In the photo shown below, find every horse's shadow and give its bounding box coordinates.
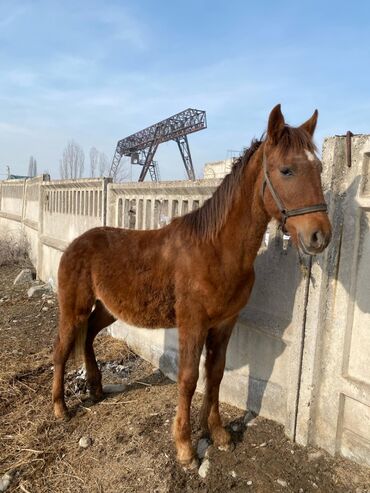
[67,370,175,418]
[158,176,369,441]
[157,225,294,429]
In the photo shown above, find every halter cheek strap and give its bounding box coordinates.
[261,153,328,230]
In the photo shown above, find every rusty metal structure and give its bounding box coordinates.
[110,108,207,182]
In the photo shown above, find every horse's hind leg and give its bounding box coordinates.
[52,277,94,419]
[200,317,236,450]
[85,300,116,400]
[52,314,89,419]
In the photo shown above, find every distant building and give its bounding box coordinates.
[1,166,28,180]
[8,174,29,180]
[203,158,234,179]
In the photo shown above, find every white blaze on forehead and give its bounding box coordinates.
[304,149,316,161]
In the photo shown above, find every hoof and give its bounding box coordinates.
[54,405,70,421]
[88,391,104,403]
[177,445,198,471]
[217,442,235,452]
[180,457,199,471]
[87,384,104,402]
[212,427,233,451]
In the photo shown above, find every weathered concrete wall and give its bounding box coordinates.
[0,177,41,269]
[107,179,221,229]
[296,135,370,467]
[203,158,233,179]
[0,177,110,285]
[0,178,25,218]
[39,179,109,284]
[1,136,370,467]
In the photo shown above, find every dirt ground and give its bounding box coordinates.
[1,262,369,493]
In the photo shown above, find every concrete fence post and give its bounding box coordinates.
[21,179,27,224]
[37,174,50,280]
[102,177,112,226]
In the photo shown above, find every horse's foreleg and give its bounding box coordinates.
[200,317,236,450]
[85,300,116,400]
[173,323,207,469]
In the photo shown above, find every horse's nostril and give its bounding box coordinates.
[311,230,323,247]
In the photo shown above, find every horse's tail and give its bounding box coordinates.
[71,322,88,366]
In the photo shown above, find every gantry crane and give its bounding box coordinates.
[110,108,207,181]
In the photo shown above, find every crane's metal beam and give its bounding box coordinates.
[138,141,160,182]
[110,108,206,181]
[175,135,195,180]
[110,149,123,181]
[116,108,206,155]
[148,161,160,181]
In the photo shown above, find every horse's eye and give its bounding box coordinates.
[280,167,293,177]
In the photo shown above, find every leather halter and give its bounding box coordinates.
[261,152,328,231]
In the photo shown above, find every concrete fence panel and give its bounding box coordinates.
[39,178,110,284]
[296,135,370,466]
[107,179,220,230]
[0,178,26,221]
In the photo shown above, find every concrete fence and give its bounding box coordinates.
[1,135,369,467]
[107,179,221,230]
[0,176,110,283]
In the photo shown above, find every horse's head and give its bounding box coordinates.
[262,104,331,255]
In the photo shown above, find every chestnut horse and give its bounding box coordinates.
[52,105,331,468]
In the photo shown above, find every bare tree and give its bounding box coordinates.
[28,156,37,177]
[60,140,85,179]
[89,147,99,178]
[98,152,109,177]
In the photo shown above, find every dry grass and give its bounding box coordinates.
[0,261,147,491]
[0,231,30,267]
[0,335,138,493]
[0,289,140,492]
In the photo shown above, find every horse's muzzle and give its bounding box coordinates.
[298,230,331,256]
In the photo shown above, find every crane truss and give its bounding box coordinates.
[110,108,207,181]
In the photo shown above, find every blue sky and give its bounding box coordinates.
[0,0,369,180]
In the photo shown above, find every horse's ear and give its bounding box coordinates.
[267,104,285,144]
[300,110,318,136]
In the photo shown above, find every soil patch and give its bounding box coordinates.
[1,262,369,492]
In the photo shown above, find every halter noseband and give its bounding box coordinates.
[261,152,328,231]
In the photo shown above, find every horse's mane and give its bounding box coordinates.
[175,138,262,243]
[175,126,316,243]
